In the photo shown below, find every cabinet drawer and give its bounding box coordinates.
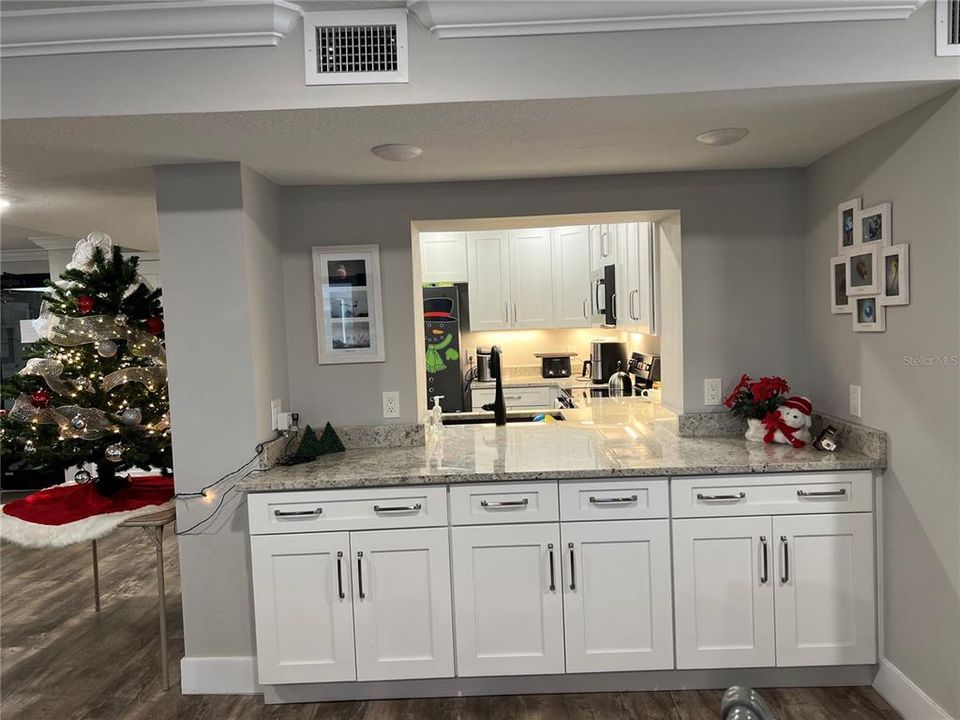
[449,482,559,525]
[472,385,554,410]
[671,471,873,518]
[248,486,447,535]
[560,478,669,521]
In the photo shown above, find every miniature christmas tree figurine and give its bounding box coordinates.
[0,232,172,495]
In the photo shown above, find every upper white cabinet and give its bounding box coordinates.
[617,222,657,335]
[466,230,511,331]
[508,228,555,328]
[551,226,591,328]
[420,231,468,283]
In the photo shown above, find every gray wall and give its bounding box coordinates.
[804,90,960,717]
[157,163,288,659]
[281,169,806,426]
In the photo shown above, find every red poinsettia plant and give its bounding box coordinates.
[723,374,791,420]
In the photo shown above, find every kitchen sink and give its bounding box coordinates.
[443,412,565,426]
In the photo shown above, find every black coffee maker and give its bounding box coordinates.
[580,340,628,385]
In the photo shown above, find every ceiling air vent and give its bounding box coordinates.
[937,0,960,56]
[303,9,408,85]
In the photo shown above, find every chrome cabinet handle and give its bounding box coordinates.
[589,495,638,504]
[547,543,556,592]
[274,508,322,517]
[568,542,576,591]
[504,302,509,324]
[759,536,769,585]
[374,503,422,513]
[513,303,518,323]
[582,298,588,319]
[480,498,529,508]
[696,492,746,501]
[336,551,345,599]
[503,395,523,400]
[357,551,365,599]
[797,488,847,497]
[595,281,604,313]
[630,289,639,320]
[780,536,789,584]
[611,293,617,321]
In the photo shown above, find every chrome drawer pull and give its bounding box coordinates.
[373,503,422,513]
[568,542,576,591]
[480,498,529,508]
[759,536,769,585]
[797,488,847,497]
[589,495,638,504]
[780,536,789,584]
[274,508,322,517]
[357,551,365,599]
[696,492,745,501]
[547,543,556,592]
[336,551,345,600]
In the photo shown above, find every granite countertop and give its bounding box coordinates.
[238,396,883,493]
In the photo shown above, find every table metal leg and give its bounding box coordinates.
[145,526,170,691]
[91,540,101,612]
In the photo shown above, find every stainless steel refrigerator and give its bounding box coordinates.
[423,284,467,413]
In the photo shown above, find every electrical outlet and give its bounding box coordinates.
[382,391,400,419]
[704,378,723,406]
[849,384,862,418]
[270,399,282,430]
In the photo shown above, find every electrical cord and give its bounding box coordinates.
[172,442,265,500]
[175,483,243,535]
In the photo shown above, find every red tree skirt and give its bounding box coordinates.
[1,475,174,548]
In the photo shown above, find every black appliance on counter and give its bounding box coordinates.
[536,352,576,378]
[423,284,469,413]
[628,352,661,391]
[580,339,628,384]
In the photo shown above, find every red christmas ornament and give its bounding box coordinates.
[30,389,52,408]
[145,317,164,335]
[75,295,94,314]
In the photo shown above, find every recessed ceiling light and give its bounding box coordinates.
[695,128,750,147]
[371,143,423,162]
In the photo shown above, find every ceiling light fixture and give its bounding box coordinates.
[371,143,423,162]
[695,128,750,147]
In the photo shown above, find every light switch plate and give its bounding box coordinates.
[849,384,861,418]
[704,378,723,406]
[382,391,400,419]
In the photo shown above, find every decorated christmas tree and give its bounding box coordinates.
[0,233,172,495]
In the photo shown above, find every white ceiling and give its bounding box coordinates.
[1,80,955,251]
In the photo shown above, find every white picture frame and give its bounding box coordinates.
[846,246,880,296]
[854,202,891,248]
[312,244,386,365]
[837,198,861,254]
[852,296,885,333]
[830,256,852,313]
[879,243,910,306]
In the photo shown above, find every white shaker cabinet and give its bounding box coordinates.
[451,523,565,677]
[351,527,455,681]
[672,516,776,669]
[420,231,468,283]
[773,513,876,667]
[466,230,511,331]
[551,226,591,328]
[561,520,674,673]
[251,532,357,684]
[617,222,656,334]
[508,228,554,329]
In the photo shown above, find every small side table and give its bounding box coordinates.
[90,506,176,690]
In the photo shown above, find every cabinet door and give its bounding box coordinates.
[451,523,564,677]
[562,520,673,673]
[673,517,775,669]
[773,513,877,667]
[508,228,554,328]
[420,231,468,283]
[551,226,591,328]
[250,532,356,684]
[589,224,603,272]
[467,230,511,331]
[634,222,655,335]
[350,527,455,681]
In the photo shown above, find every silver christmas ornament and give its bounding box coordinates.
[74,469,92,484]
[73,377,90,391]
[120,407,142,426]
[70,415,88,430]
[97,292,109,299]
[105,443,124,463]
[23,440,37,455]
[97,339,118,358]
[114,313,128,326]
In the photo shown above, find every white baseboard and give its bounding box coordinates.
[873,658,955,720]
[180,656,261,695]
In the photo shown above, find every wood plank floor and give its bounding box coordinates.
[1,522,902,720]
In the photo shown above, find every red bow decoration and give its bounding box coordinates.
[762,410,807,448]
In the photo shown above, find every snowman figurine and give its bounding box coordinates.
[762,396,813,448]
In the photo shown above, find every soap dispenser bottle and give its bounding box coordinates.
[427,395,444,439]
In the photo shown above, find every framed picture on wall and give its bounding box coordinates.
[854,202,891,248]
[845,246,880,296]
[837,198,861,254]
[312,244,386,364]
[852,296,885,333]
[879,244,910,306]
[830,256,852,313]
